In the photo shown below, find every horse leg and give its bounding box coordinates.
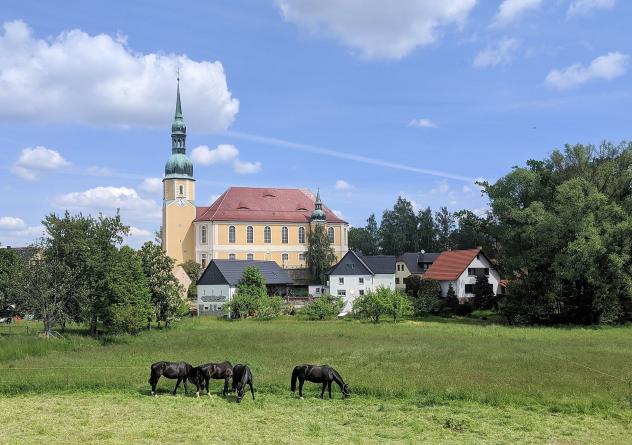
[223,378,229,397]
[173,377,182,395]
[298,379,304,399]
[150,376,158,397]
[183,377,189,394]
[328,381,332,399]
[320,383,326,399]
[249,381,255,400]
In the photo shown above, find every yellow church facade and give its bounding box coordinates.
[162,82,348,269]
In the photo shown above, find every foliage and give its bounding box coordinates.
[471,274,495,310]
[301,294,344,320]
[255,296,286,320]
[353,287,412,323]
[379,197,418,255]
[305,224,336,284]
[348,214,381,255]
[0,248,23,309]
[434,206,455,251]
[403,274,423,297]
[138,242,185,327]
[445,283,459,311]
[103,247,153,334]
[483,142,632,325]
[180,259,203,300]
[226,266,285,319]
[413,278,442,316]
[42,211,129,335]
[386,289,413,322]
[416,207,436,252]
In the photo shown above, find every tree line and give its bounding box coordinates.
[0,212,188,336]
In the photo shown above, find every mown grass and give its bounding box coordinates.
[1,317,631,443]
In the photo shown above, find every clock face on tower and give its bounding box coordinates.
[176,197,186,207]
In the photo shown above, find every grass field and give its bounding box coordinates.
[1,317,631,444]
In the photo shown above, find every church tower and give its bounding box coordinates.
[162,78,196,265]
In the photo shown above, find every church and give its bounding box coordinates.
[162,81,349,270]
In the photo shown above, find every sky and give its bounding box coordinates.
[0,0,631,247]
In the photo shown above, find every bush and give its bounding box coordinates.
[471,274,495,310]
[386,290,413,322]
[301,294,344,320]
[353,287,413,323]
[413,279,442,316]
[255,296,286,320]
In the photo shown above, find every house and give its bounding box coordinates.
[395,251,440,290]
[196,259,293,316]
[326,251,396,313]
[422,248,501,301]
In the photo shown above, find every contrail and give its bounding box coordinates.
[225,131,477,183]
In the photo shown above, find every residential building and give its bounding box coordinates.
[161,80,349,268]
[196,259,293,316]
[422,248,501,301]
[327,251,396,314]
[395,251,440,290]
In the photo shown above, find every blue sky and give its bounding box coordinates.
[1,0,630,247]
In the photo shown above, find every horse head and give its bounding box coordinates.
[342,383,350,398]
[236,384,245,403]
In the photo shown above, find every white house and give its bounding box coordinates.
[197,259,293,316]
[422,248,501,301]
[326,251,396,314]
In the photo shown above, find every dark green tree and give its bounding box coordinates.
[380,197,418,255]
[434,207,455,251]
[404,274,423,298]
[416,207,436,252]
[471,274,495,310]
[180,259,203,301]
[413,279,442,316]
[306,224,336,284]
[227,266,277,318]
[445,283,459,311]
[348,214,381,255]
[0,248,23,309]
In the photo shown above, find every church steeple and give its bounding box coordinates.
[164,78,193,179]
[310,188,326,223]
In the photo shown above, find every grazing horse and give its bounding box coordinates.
[188,361,233,397]
[231,364,255,403]
[291,364,350,399]
[148,361,192,396]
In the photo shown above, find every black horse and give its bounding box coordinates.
[148,361,192,396]
[231,364,255,403]
[188,361,233,397]
[291,364,350,399]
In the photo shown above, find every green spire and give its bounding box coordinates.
[310,188,326,222]
[175,76,183,119]
[165,77,193,179]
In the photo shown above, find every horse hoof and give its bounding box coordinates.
[299,396,304,400]
[196,392,200,398]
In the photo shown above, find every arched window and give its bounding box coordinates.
[247,226,254,243]
[201,253,207,269]
[229,253,236,260]
[282,253,289,262]
[328,227,335,243]
[179,185,184,195]
[264,226,271,243]
[201,225,207,244]
[281,226,289,244]
[228,226,236,243]
[298,226,305,244]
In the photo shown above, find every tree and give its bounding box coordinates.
[471,274,495,310]
[255,296,285,319]
[103,246,153,334]
[380,197,418,255]
[452,210,495,253]
[416,207,436,252]
[138,242,185,328]
[483,142,632,324]
[404,274,423,298]
[227,267,269,318]
[0,248,23,309]
[42,211,129,335]
[445,283,459,311]
[180,259,203,301]
[413,279,442,316]
[353,288,390,323]
[302,294,344,320]
[365,214,381,255]
[434,207,455,251]
[386,290,413,322]
[306,224,336,284]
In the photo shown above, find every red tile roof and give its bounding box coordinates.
[195,187,346,224]
[422,248,481,281]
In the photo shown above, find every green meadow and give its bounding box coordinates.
[1,318,631,444]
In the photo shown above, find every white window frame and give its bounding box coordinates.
[229,253,236,260]
[281,226,289,244]
[358,277,364,285]
[298,226,306,244]
[229,226,236,244]
[264,226,271,243]
[201,253,207,269]
[201,225,207,244]
[338,277,344,285]
[247,226,254,243]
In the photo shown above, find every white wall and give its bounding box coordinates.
[328,273,395,313]
[197,284,234,315]
[436,254,501,301]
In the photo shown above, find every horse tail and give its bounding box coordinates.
[291,367,299,392]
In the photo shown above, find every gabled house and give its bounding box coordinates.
[326,251,396,313]
[422,248,501,301]
[395,251,441,290]
[196,259,293,316]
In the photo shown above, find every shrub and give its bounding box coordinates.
[413,279,442,316]
[471,274,495,310]
[353,288,413,323]
[301,294,344,320]
[445,284,459,311]
[255,296,286,320]
[386,290,413,322]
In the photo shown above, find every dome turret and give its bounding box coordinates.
[310,189,326,222]
[164,76,193,179]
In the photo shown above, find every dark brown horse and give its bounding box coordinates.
[148,361,192,396]
[188,361,233,397]
[232,364,255,403]
[291,364,350,399]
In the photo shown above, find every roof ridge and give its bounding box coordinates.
[209,188,232,221]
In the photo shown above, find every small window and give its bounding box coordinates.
[179,185,184,195]
[298,227,306,244]
[264,226,271,243]
[468,268,475,276]
[337,290,346,297]
[395,277,400,284]
[228,226,236,243]
[299,252,306,261]
[201,253,207,269]
[201,226,207,244]
[282,253,289,262]
[465,284,474,294]
[328,227,335,243]
[315,288,321,294]
[247,226,254,243]
[247,253,254,261]
[358,277,364,285]
[484,268,490,276]
[229,253,236,260]
[338,277,344,285]
[282,226,289,244]
[359,290,365,296]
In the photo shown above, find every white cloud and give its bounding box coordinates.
[408,118,438,128]
[0,20,239,131]
[140,177,163,193]
[0,217,26,230]
[568,0,615,16]
[128,226,153,238]
[54,186,160,221]
[473,38,520,68]
[335,179,352,190]
[233,159,262,174]
[493,0,542,26]
[332,209,344,219]
[275,0,477,59]
[11,146,69,180]
[546,51,629,89]
[191,144,239,165]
